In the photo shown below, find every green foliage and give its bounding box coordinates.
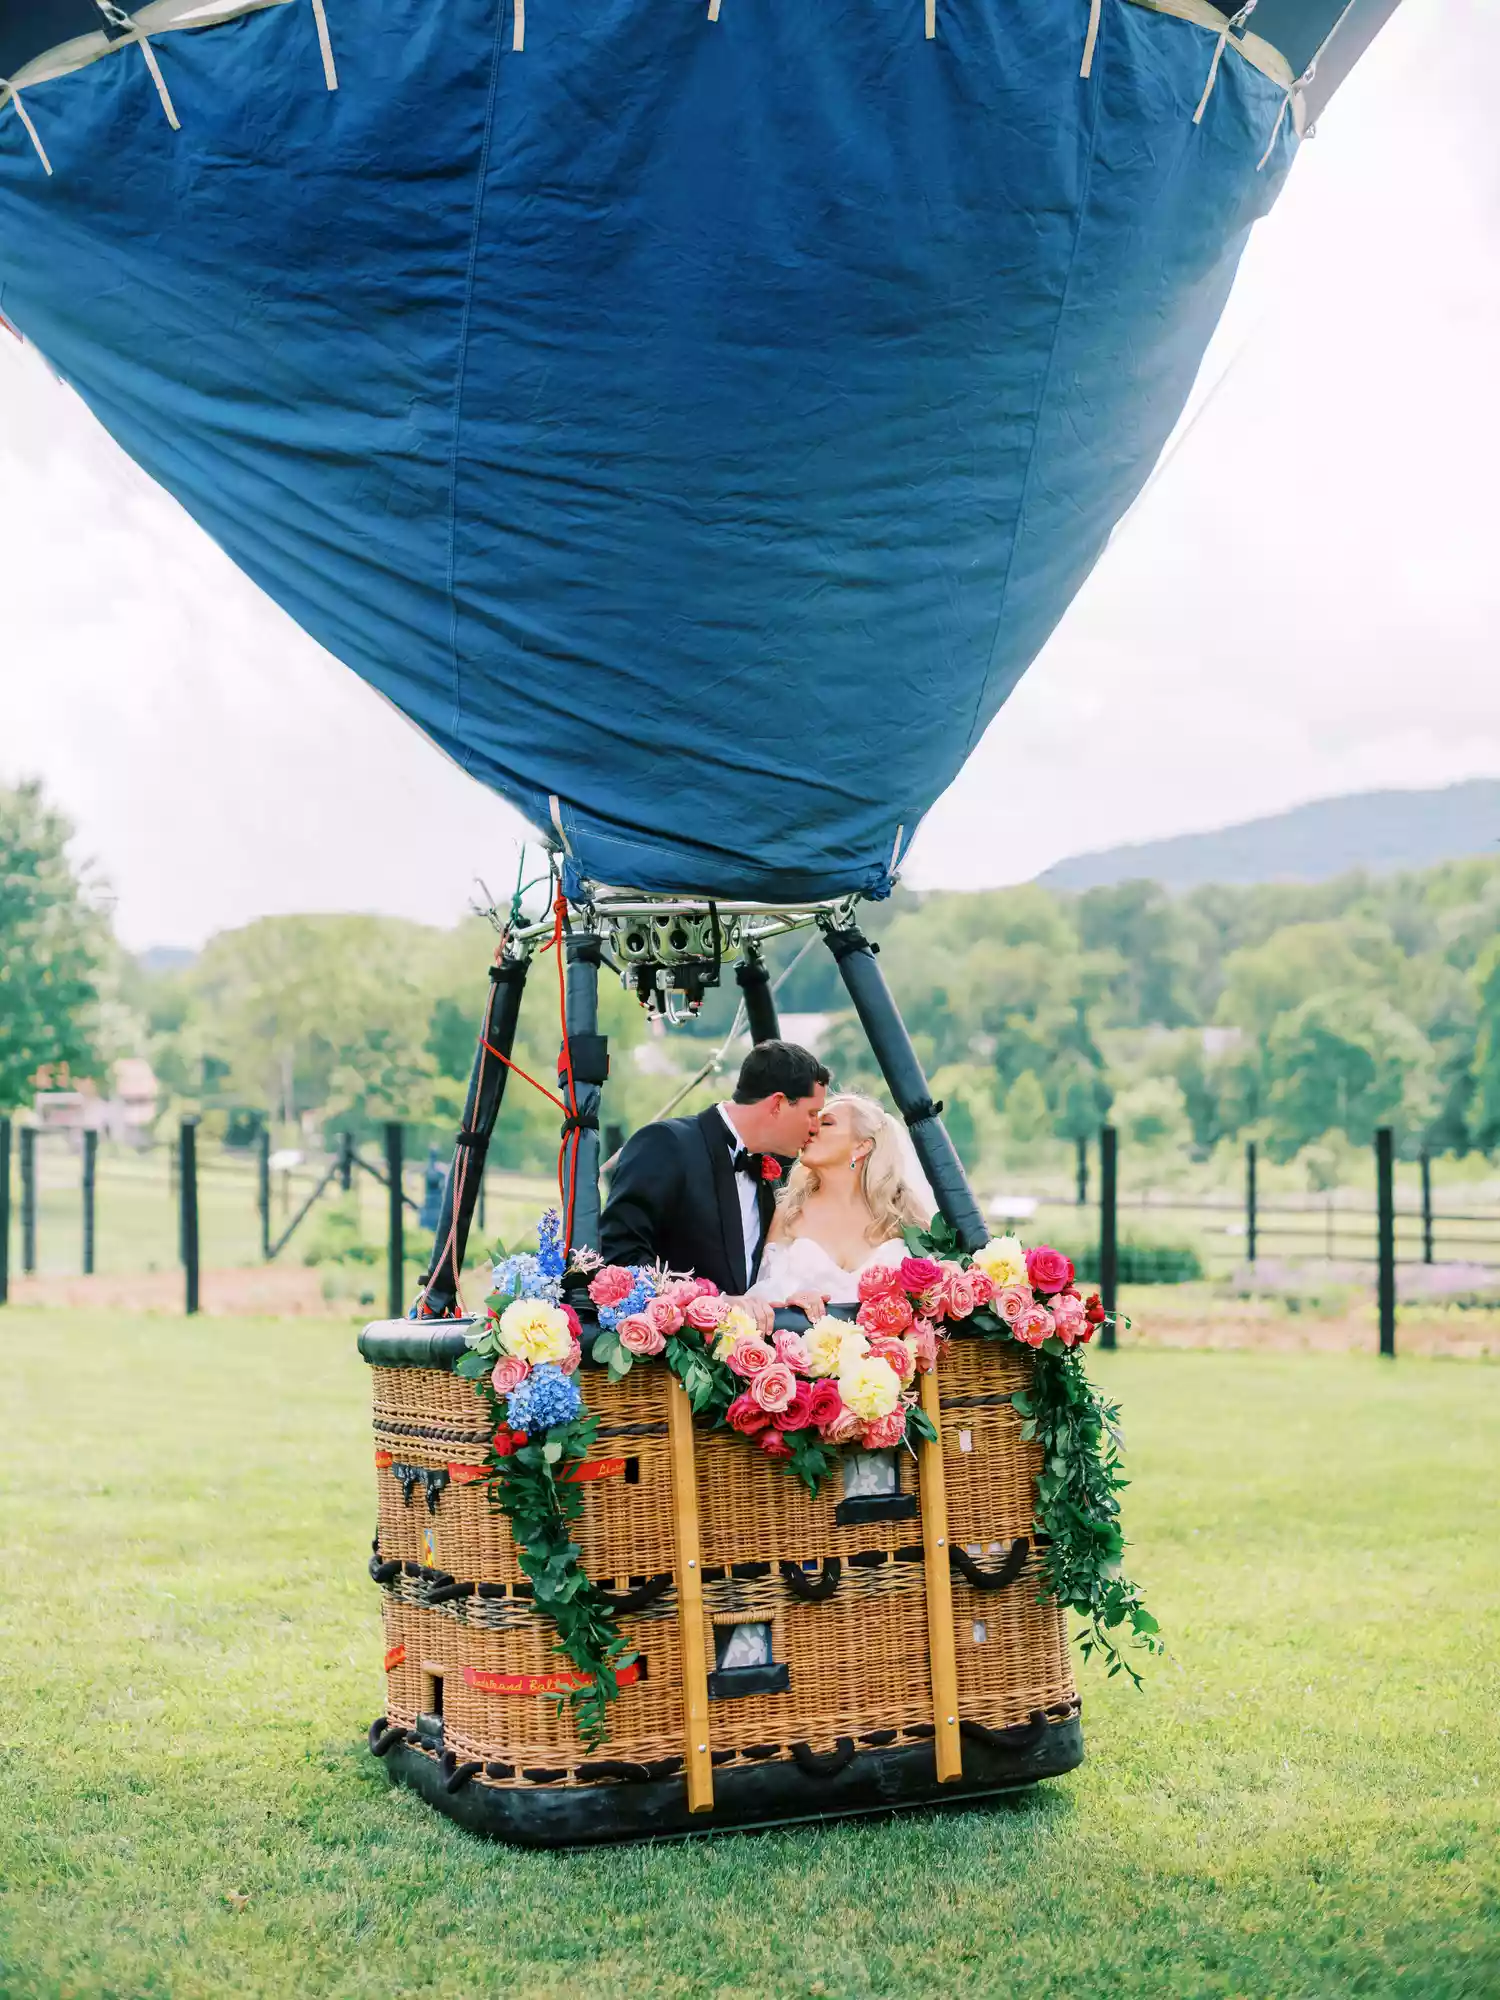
[299,1197,379,1268]
[1264,991,1435,1160]
[0,779,111,1109]
[1065,1237,1206,1286]
[1002,1068,1049,1147]
[1470,938,1500,1150]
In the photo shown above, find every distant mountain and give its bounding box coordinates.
[1037,781,1500,893]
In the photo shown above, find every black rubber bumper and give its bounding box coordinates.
[374,1715,1082,1847]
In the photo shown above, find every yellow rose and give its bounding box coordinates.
[498,1297,573,1365]
[838,1354,902,1422]
[712,1304,758,1359]
[838,1329,871,1372]
[973,1235,1026,1288]
[803,1316,848,1378]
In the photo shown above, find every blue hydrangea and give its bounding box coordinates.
[595,1270,656,1331]
[491,1249,563,1305]
[507,1363,583,1434]
[536,1208,568,1281]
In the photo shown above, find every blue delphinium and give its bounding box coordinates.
[507,1363,583,1434]
[536,1208,567,1282]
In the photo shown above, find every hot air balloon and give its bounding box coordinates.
[1,0,1406,1844]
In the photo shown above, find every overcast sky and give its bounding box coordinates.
[2,0,1494,950]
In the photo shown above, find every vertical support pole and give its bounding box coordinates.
[180,1116,200,1317]
[821,925,987,1250]
[1099,1124,1118,1349]
[735,948,781,1045]
[664,1377,713,1813]
[560,935,606,1255]
[1376,1126,1396,1359]
[0,1116,10,1306]
[257,1124,271,1261]
[421,956,530,1316]
[1245,1140,1258,1267]
[385,1121,405,1321]
[339,1130,354,1194]
[20,1126,37,1277]
[1420,1150,1433,1265]
[1075,1133,1088,1207]
[82,1128,97,1276]
[917,1369,963,1782]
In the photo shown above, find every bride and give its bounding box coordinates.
[748,1092,932,1312]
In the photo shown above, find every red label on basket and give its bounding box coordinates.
[446,1461,488,1485]
[384,1644,406,1671]
[374,1449,393,1468]
[559,1456,628,1484]
[462,1659,644,1697]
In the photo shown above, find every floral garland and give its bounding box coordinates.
[455,1209,1158,1744]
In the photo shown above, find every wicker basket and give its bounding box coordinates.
[361,1323,1081,1844]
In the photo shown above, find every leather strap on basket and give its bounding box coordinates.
[778,1557,842,1602]
[790,1737,857,1778]
[597,1572,673,1614]
[959,1710,1049,1752]
[948,1536,1030,1592]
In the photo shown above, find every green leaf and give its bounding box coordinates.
[454,1350,491,1379]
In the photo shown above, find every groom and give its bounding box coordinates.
[599,1041,829,1300]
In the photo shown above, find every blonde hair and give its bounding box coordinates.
[778,1092,930,1245]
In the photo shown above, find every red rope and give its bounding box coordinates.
[480,1038,567,1114]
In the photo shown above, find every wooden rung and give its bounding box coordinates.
[665,1376,714,1812]
[918,1368,962,1782]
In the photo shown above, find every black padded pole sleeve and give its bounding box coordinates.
[735,952,781,1045]
[561,935,606,1253]
[421,955,530,1316]
[821,925,988,1252]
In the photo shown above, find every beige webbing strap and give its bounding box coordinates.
[1080,0,1102,77]
[513,0,525,51]
[665,1377,714,1813]
[1191,24,1229,123]
[309,0,338,89]
[924,0,935,40]
[0,81,52,174]
[707,0,721,20]
[918,1369,963,1783]
[1256,89,1290,169]
[132,28,180,129]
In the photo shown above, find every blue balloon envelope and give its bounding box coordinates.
[0,0,1380,899]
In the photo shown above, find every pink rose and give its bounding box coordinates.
[805,1379,843,1430]
[685,1293,731,1333]
[750,1359,798,1413]
[759,1429,793,1459]
[588,1265,636,1309]
[654,1281,697,1312]
[1051,1293,1087,1348]
[726,1391,772,1436]
[821,1405,864,1445]
[772,1329,812,1372]
[857,1261,906,1303]
[491,1354,530,1396]
[860,1407,908,1450]
[967,1270,994,1308]
[868,1334,916,1384]
[898,1256,942,1294]
[560,1301,583,1342]
[690,1277,721,1299]
[780,1384,817,1433]
[1025,1245,1075,1295]
[1013,1303,1055,1348]
[618,1313,667,1357]
[909,1320,940,1374]
[560,1338,583,1375]
[857,1291,915,1338]
[726,1334,775,1379]
[996,1282,1034,1325]
[643,1294,685,1338]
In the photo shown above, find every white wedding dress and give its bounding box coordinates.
[748,1232,907,1306]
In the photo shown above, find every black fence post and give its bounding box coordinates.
[20,1126,36,1277]
[1420,1150,1433,1265]
[257,1125,271,1260]
[1245,1139,1258,1267]
[1075,1134,1088,1207]
[1376,1126,1396,1359]
[1099,1124,1118,1350]
[385,1122,405,1320]
[0,1116,10,1305]
[82,1128,97,1276]
[339,1130,354,1194]
[180,1116,200,1317]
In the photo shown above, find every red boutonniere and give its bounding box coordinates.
[760,1156,783,1182]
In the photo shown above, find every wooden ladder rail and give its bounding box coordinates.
[665,1376,715,1812]
[918,1366,963,1782]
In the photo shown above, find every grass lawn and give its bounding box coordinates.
[0,1317,1496,1999]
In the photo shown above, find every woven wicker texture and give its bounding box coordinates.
[369,1340,1077,1793]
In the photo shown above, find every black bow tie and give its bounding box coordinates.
[730,1147,764,1179]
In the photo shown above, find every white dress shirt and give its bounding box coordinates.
[716,1102,762,1283]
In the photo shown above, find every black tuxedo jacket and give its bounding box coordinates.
[599,1106,777,1295]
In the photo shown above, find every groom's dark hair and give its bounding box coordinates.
[733,1041,830,1105]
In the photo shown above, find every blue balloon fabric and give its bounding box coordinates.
[0,0,1296,900]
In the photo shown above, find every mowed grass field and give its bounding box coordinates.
[0,1317,1496,1999]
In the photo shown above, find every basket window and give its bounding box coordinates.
[841,1450,899,1501]
[715,1621,773,1671]
[416,1668,444,1751]
[972,1621,988,1645]
[958,1428,974,1453]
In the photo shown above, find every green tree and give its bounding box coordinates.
[0,781,111,1109]
[1470,940,1500,1150]
[1002,1069,1049,1149]
[1265,992,1434,1159]
[1076,880,1198,1027]
[1216,918,1405,1042]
